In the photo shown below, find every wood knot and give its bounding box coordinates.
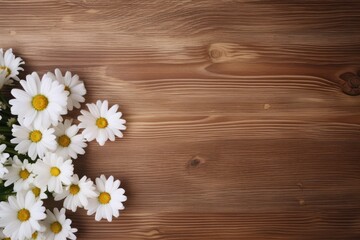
[190,158,201,167]
[339,71,360,96]
[146,228,161,236]
[298,199,306,206]
[263,104,271,110]
[187,155,206,169]
[208,43,259,63]
[209,48,223,59]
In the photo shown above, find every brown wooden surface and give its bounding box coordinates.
[1,0,360,239]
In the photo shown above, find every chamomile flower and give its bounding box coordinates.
[86,175,127,222]
[0,144,9,179]
[9,72,68,128]
[78,100,126,146]
[0,191,46,240]
[3,156,34,191]
[33,153,73,194]
[11,123,57,160]
[0,228,11,239]
[0,48,25,87]
[53,119,87,160]
[29,183,48,200]
[47,69,86,111]
[0,164,7,180]
[54,174,97,212]
[44,208,77,240]
[28,230,46,240]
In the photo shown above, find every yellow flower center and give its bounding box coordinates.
[32,94,48,111]
[50,167,61,176]
[69,184,80,195]
[31,231,38,239]
[0,66,11,77]
[98,192,111,204]
[50,221,62,234]
[32,187,41,197]
[29,130,42,143]
[64,85,71,94]
[2,237,11,240]
[17,208,30,222]
[19,169,30,180]
[96,117,108,129]
[58,135,71,147]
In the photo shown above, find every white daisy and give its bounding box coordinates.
[33,153,73,194]
[11,123,57,160]
[0,144,9,179]
[9,72,68,128]
[3,156,34,192]
[29,183,48,200]
[53,119,87,160]
[0,48,25,87]
[54,174,97,212]
[0,191,46,240]
[0,227,11,239]
[43,208,77,240]
[27,230,46,240]
[0,164,7,180]
[78,100,126,146]
[86,175,127,222]
[47,69,86,111]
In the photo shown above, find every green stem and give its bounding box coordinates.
[5,148,18,155]
[0,139,14,146]
[0,93,10,108]
[0,192,13,195]
[0,126,11,132]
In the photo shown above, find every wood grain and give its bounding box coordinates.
[1,0,360,239]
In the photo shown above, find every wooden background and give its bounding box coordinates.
[1,0,360,239]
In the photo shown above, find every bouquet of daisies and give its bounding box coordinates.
[0,49,127,240]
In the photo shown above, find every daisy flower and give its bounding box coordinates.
[78,100,126,146]
[28,230,46,240]
[43,208,77,240]
[11,123,57,160]
[0,48,25,87]
[33,153,74,194]
[86,175,127,222]
[0,228,11,239]
[0,144,9,179]
[3,156,34,192]
[47,68,86,111]
[29,183,48,200]
[53,119,87,160]
[0,191,46,240]
[9,72,68,128]
[54,174,97,212]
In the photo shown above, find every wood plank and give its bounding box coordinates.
[0,0,360,239]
